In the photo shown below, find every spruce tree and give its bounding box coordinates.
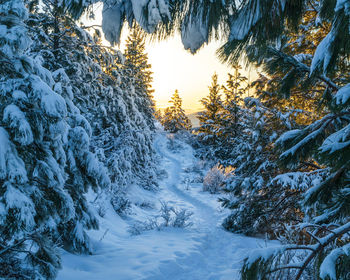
[161,90,192,133]
[222,2,350,279]
[0,0,108,278]
[30,0,158,195]
[223,64,248,102]
[0,2,63,278]
[220,5,345,263]
[220,96,307,238]
[197,73,223,146]
[123,25,155,129]
[219,66,249,144]
[28,0,112,255]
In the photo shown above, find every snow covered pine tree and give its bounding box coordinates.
[123,25,156,129]
[161,90,192,133]
[30,0,158,208]
[197,73,223,147]
[217,1,350,279]
[0,1,110,278]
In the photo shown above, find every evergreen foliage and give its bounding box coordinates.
[0,0,158,278]
[0,0,108,278]
[219,1,350,279]
[160,90,192,133]
[216,66,250,160]
[123,25,156,129]
[197,73,223,146]
[30,0,158,193]
[196,68,249,161]
[29,0,111,255]
[229,2,350,278]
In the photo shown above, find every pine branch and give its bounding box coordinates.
[260,191,301,216]
[294,222,350,280]
[81,24,102,29]
[268,47,339,91]
[307,0,328,31]
[0,238,28,256]
[255,223,350,279]
[304,230,321,244]
[284,246,316,252]
[300,161,322,170]
[269,265,303,273]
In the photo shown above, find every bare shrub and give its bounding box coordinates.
[171,209,193,228]
[203,164,233,194]
[135,200,155,209]
[128,201,193,235]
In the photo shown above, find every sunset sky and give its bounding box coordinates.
[84,5,256,112]
[145,37,247,112]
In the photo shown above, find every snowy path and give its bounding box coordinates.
[153,136,215,227]
[148,134,265,280]
[58,132,273,280]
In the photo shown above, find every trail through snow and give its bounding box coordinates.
[58,132,275,280]
[154,135,214,226]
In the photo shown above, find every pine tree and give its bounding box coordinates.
[219,66,249,143]
[0,1,160,277]
[154,108,163,123]
[197,73,223,145]
[221,2,350,279]
[123,25,155,129]
[221,97,310,237]
[28,0,112,255]
[219,60,328,240]
[30,0,158,196]
[161,90,192,133]
[195,69,250,162]
[219,8,347,274]
[0,0,109,278]
[223,64,248,102]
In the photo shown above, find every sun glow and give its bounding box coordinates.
[145,37,237,112]
[82,5,255,113]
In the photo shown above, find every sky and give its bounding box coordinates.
[145,37,249,112]
[83,5,256,112]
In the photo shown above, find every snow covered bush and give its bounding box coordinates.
[156,168,168,181]
[128,219,159,236]
[189,160,207,174]
[183,160,206,184]
[128,201,193,235]
[171,208,194,228]
[111,190,132,215]
[203,164,231,194]
[135,200,155,210]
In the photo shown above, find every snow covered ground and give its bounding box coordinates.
[58,132,275,280]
